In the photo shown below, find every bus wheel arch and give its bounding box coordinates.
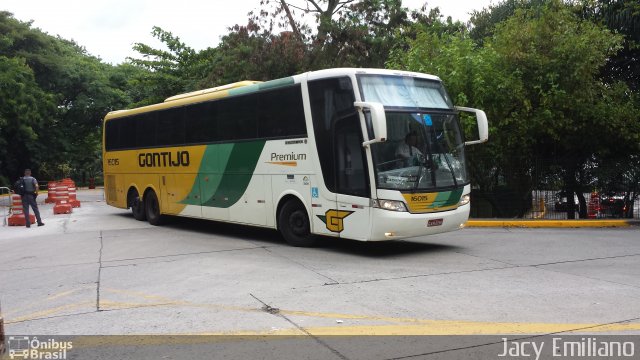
[143,187,164,226]
[127,186,146,221]
[276,195,316,247]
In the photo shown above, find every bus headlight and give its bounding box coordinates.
[372,199,408,212]
[459,194,471,206]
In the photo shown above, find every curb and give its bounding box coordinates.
[466,219,637,228]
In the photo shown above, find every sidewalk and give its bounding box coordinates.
[466,219,638,228]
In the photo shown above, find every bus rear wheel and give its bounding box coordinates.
[144,190,164,226]
[131,195,146,221]
[278,199,316,247]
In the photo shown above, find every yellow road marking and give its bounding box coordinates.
[101,288,255,313]
[467,220,632,228]
[6,288,640,337]
[254,321,640,336]
[3,287,91,317]
[6,302,94,324]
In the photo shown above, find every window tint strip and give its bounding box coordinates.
[104,84,306,150]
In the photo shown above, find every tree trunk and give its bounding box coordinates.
[566,189,576,219]
[577,191,587,219]
[625,192,636,218]
[280,0,304,44]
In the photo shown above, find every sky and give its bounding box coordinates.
[3,0,494,65]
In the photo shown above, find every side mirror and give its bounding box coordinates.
[354,101,387,146]
[455,106,489,145]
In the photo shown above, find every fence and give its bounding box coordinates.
[468,157,640,219]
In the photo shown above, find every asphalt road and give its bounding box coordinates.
[1,190,639,359]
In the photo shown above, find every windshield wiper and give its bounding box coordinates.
[416,116,458,189]
[415,129,436,190]
[440,153,458,187]
[431,126,458,187]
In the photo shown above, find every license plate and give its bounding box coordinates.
[427,218,443,227]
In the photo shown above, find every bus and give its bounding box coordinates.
[102,68,488,246]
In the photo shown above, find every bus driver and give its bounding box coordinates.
[395,131,424,166]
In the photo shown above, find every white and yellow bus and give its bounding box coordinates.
[102,68,488,246]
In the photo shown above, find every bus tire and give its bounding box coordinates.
[278,199,316,247]
[144,190,164,226]
[132,196,146,221]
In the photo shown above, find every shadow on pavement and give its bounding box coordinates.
[114,213,462,258]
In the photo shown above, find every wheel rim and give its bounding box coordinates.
[133,197,141,212]
[289,209,308,236]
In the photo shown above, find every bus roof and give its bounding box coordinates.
[304,68,441,82]
[164,81,262,102]
[104,68,442,121]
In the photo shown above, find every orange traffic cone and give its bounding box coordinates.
[7,194,36,226]
[53,185,73,215]
[45,181,58,204]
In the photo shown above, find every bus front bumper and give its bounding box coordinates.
[369,203,470,241]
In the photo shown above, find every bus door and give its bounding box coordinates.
[308,76,371,240]
[333,109,371,241]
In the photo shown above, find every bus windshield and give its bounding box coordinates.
[358,75,467,191]
[358,74,453,109]
[369,112,468,190]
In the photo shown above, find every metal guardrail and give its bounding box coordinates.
[0,187,10,226]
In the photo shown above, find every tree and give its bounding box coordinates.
[311,0,410,68]
[469,0,550,44]
[576,0,640,91]
[127,26,212,105]
[0,55,53,185]
[389,1,639,218]
[491,2,637,218]
[240,0,412,71]
[0,12,131,185]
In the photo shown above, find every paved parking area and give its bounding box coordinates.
[1,190,639,357]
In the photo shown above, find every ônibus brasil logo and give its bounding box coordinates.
[7,336,72,359]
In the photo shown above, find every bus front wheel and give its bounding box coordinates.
[278,200,316,247]
[145,190,164,226]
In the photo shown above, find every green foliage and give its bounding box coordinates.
[202,21,306,87]
[0,12,130,184]
[308,0,411,68]
[390,0,639,217]
[576,0,640,90]
[0,55,54,184]
[127,26,212,105]
[1,2,638,216]
[469,0,551,44]
[490,1,632,159]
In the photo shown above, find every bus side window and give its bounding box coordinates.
[258,85,306,139]
[105,120,119,151]
[186,102,218,144]
[218,94,258,141]
[136,113,157,148]
[157,107,185,146]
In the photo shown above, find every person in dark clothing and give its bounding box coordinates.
[20,169,44,228]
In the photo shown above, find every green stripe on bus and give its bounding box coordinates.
[202,140,266,208]
[180,141,266,208]
[199,144,234,203]
[431,189,463,209]
[228,77,295,96]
